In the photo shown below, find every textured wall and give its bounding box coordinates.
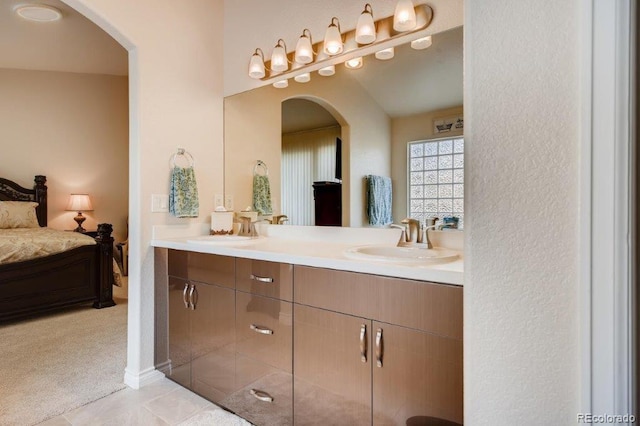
[464,0,580,424]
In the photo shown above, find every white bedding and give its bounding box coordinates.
[0,228,96,265]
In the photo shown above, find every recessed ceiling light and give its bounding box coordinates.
[15,4,63,22]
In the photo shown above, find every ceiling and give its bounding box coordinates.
[0,0,127,75]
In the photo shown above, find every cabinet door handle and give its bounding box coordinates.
[249,389,274,403]
[360,324,367,363]
[375,328,384,368]
[182,283,190,309]
[250,324,274,335]
[188,284,197,310]
[250,274,274,283]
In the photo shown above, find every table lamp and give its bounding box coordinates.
[66,194,93,232]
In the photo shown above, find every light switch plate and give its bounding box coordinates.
[214,194,223,208]
[151,194,169,213]
[224,194,234,211]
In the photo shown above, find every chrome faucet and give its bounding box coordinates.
[270,214,289,225]
[401,218,422,243]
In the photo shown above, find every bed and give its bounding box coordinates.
[0,175,115,321]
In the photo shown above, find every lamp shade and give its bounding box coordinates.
[323,18,343,55]
[394,0,417,32]
[355,4,376,44]
[271,39,289,72]
[248,49,265,79]
[66,194,93,212]
[295,30,314,64]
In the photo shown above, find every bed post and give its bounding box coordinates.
[94,223,116,308]
[34,175,47,227]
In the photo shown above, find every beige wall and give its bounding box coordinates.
[224,72,390,227]
[0,68,128,242]
[65,0,225,384]
[391,106,463,222]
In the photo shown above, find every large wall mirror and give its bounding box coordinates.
[224,24,462,227]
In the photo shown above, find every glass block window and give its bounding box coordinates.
[408,137,464,229]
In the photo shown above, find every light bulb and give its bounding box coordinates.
[345,57,363,69]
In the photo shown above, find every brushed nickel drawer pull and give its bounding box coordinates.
[250,274,274,283]
[182,283,190,309]
[188,284,197,310]
[375,328,384,368]
[360,324,367,363]
[250,324,274,335]
[250,389,274,403]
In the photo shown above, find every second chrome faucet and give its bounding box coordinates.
[397,217,438,249]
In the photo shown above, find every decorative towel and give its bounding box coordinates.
[169,166,199,218]
[366,175,393,226]
[252,174,273,215]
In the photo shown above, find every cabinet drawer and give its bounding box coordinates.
[224,354,293,426]
[236,258,293,301]
[294,266,463,340]
[168,250,235,289]
[236,292,292,373]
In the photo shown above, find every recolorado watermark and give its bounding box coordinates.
[577,413,636,423]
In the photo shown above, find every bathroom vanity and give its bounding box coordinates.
[153,225,463,425]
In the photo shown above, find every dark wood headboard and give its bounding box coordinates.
[0,175,48,227]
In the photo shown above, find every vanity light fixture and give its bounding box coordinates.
[248,48,266,79]
[393,0,417,32]
[270,39,289,73]
[248,2,433,83]
[355,4,376,45]
[323,17,343,55]
[15,4,62,22]
[295,29,314,64]
[294,72,311,83]
[345,57,363,69]
[411,35,432,50]
[375,47,395,60]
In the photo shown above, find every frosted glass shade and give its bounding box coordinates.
[324,21,343,55]
[295,33,314,64]
[273,79,289,88]
[355,7,376,44]
[248,51,265,79]
[375,47,395,60]
[271,43,288,72]
[294,72,311,83]
[318,65,335,76]
[411,35,432,50]
[394,0,417,32]
[345,57,363,69]
[66,194,93,211]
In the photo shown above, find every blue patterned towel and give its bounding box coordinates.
[252,175,273,215]
[366,175,392,226]
[169,166,199,218]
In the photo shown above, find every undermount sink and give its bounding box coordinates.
[187,235,263,245]
[343,245,459,264]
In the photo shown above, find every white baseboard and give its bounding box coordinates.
[155,360,172,376]
[123,366,165,389]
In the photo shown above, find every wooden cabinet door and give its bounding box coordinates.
[168,276,191,389]
[372,322,463,426]
[190,281,236,405]
[294,304,371,425]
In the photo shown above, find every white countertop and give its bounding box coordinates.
[150,224,463,286]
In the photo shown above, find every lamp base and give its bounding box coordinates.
[73,212,86,233]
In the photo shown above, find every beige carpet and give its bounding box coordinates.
[0,297,128,426]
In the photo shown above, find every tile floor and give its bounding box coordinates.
[38,378,249,426]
